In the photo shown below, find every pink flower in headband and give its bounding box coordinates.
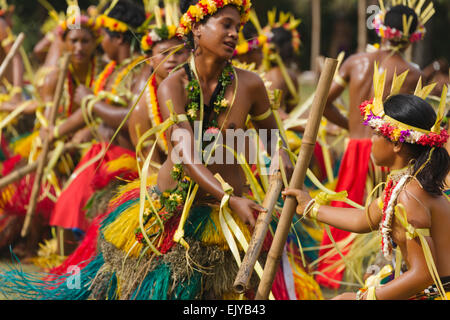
[379,123,395,137]
[417,130,449,148]
[359,100,373,115]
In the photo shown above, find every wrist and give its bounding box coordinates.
[310,203,321,220]
[53,125,60,139]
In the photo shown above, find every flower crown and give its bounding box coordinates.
[233,33,269,56]
[360,63,449,148]
[263,8,301,54]
[177,0,252,37]
[141,25,179,52]
[372,0,434,43]
[141,2,180,52]
[58,15,101,37]
[95,14,129,33]
[0,0,12,17]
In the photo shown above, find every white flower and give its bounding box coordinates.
[150,30,162,42]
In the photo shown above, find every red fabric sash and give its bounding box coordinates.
[49,143,135,231]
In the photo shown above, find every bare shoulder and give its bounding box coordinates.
[344,52,373,67]
[234,67,266,91]
[340,52,373,77]
[0,18,8,39]
[158,67,187,96]
[397,179,432,229]
[157,67,188,117]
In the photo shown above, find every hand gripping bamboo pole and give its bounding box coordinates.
[255,57,338,300]
[233,157,284,294]
[0,32,25,80]
[21,53,71,237]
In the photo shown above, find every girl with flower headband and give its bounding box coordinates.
[82,0,293,300]
[313,3,436,289]
[42,5,190,280]
[128,25,189,169]
[0,0,298,300]
[0,11,103,259]
[44,0,147,257]
[283,88,450,299]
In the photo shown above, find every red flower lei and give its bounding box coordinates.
[93,61,117,94]
[380,178,396,255]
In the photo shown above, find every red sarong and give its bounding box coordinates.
[315,139,372,289]
[49,143,136,232]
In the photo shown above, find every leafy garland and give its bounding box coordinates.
[134,62,235,244]
[93,61,117,94]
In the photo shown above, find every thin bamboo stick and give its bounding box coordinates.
[254,57,338,300]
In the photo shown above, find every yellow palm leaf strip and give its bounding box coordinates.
[394,204,447,300]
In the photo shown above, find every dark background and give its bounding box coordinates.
[7,0,450,70]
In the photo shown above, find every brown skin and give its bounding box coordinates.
[324,42,424,137]
[157,6,293,227]
[235,46,264,69]
[39,28,98,142]
[265,65,299,114]
[422,58,449,96]
[128,38,189,173]
[0,16,24,110]
[49,28,138,150]
[283,132,450,300]
[446,126,450,190]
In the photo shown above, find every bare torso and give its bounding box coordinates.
[341,49,424,139]
[157,66,273,200]
[391,180,450,279]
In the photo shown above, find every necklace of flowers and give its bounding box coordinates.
[380,166,413,260]
[110,55,146,100]
[93,60,117,94]
[166,62,234,210]
[146,74,168,152]
[134,62,236,244]
[185,62,234,138]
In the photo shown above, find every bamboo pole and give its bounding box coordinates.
[358,0,367,53]
[233,159,284,294]
[21,53,71,237]
[310,0,321,74]
[254,57,338,300]
[0,142,76,189]
[0,32,25,80]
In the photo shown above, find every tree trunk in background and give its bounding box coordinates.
[357,0,367,52]
[311,0,321,73]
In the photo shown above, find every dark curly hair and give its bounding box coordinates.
[102,0,146,44]
[384,5,419,47]
[271,26,295,64]
[383,94,450,196]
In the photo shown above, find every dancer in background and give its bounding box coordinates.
[315,2,435,289]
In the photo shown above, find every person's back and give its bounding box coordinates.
[343,49,423,139]
[316,2,437,290]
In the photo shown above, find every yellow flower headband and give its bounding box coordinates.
[141,2,180,52]
[95,14,129,33]
[141,25,178,52]
[58,15,101,38]
[264,8,301,53]
[360,63,449,148]
[177,0,252,36]
[0,0,12,17]
[233,33,268,56]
